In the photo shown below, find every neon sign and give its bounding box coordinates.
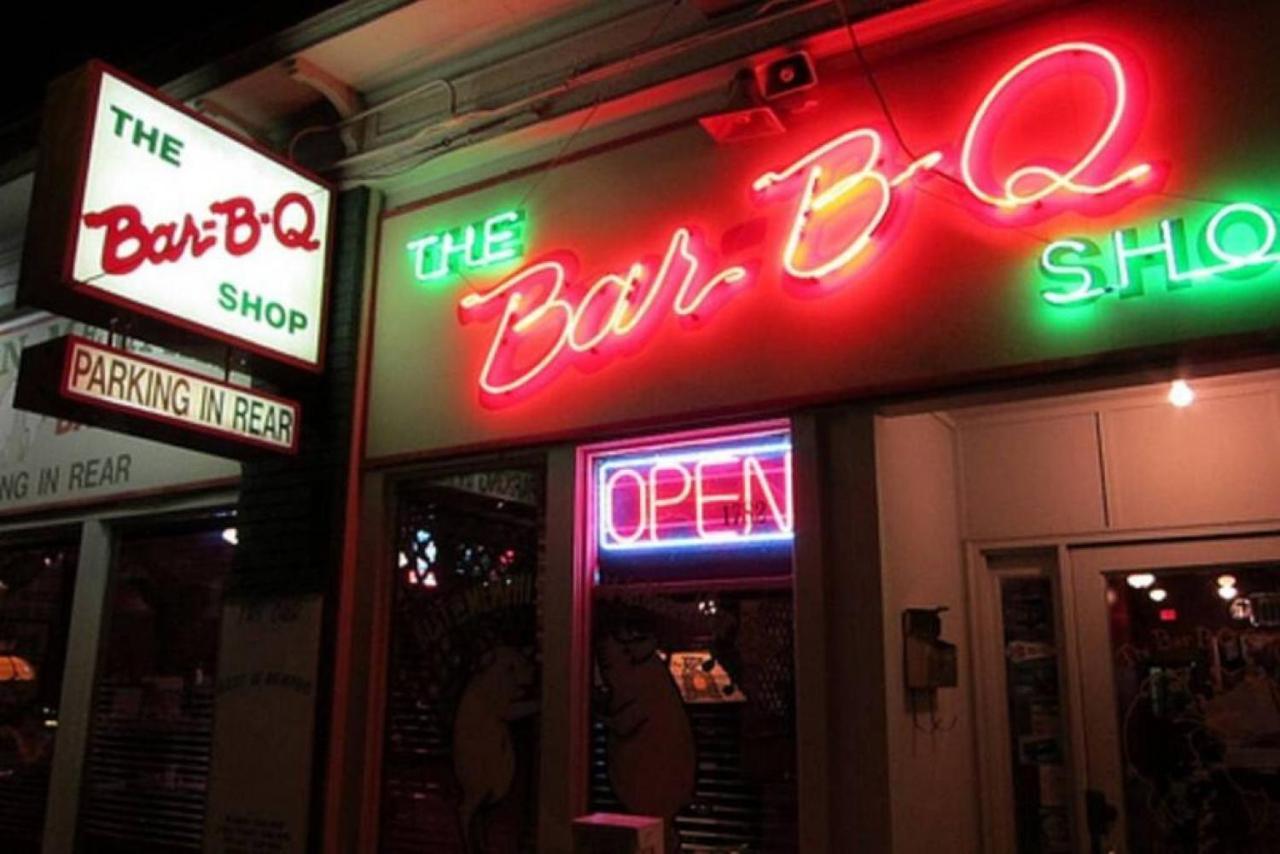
[407,208,526,284]
[459,227,748,396]
[595,433,793,553]
[753,129,942,279]
[959,41,1150,209]
[1039,201,1280,305]
[459,40,1153,401]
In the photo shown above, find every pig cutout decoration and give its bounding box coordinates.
[597,629,696,850]
[453,644,535,852]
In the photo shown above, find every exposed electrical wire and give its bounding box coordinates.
[831,0,968,192]
[351,0,687,185]
[512,0,685,212]
[831,0,1261,222]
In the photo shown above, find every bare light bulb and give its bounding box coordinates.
[1218,585,1239,601]
[1149,588,1168,603]
[1217,574,1237,589]
[1126,573,1156,589]
[1168,379,1195,408]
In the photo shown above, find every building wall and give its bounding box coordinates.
[875,413,979,854]
[954,373,1280,540]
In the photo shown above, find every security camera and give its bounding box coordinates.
[757,51,817,101]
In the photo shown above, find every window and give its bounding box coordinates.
[379,466,545,853]
[0,535,79,853]
[78,518,234,853]
[583,426,799,852]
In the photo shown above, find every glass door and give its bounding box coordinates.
[1070,535,1280,853]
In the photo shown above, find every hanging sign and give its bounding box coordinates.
[19,62,333,372]
[14,336,300,458]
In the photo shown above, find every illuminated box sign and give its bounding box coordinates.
[595,433,793,554]
[15,336,299,458]
[368,1,1280,459]
[20,62,333,372]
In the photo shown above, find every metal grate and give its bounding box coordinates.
[77,522,231,853]
[588,590,798,852]
[379,474,544,854]
[78,680,214,851]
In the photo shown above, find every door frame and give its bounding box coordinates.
[1065,530,1280,853]
[969,522,1280,854]
[969,544,1082,854]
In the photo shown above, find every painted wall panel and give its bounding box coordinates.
[1102,391,1280,530]
[959,412,1106,539]
[877,414,979,853]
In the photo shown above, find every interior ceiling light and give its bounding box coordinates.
[1168,379,1196,408]
[1126,573,1156,589]
[1217,574,1237,588]
[1149,587,1168,602]
[1218,585,1239,601]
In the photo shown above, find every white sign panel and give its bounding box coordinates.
[70,69,331,370]
[63,337,299,453]
[0,314,239,515]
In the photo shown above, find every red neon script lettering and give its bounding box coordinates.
[753,43,1149,280]
[461,40,1154,400]
[754,129,941,280]
[84,192,321,275]
[459,227,749,396]
[959,41,1151,209]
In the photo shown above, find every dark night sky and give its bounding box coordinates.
[0,1,346,141]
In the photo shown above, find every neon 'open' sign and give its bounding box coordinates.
[595,434,794,553]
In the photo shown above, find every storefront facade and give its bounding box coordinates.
[0,309,242,853]
[326,0,1280,851]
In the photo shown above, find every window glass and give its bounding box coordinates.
[79,519,234,853]
[999,574,1071,854]
[1106,564,1280,853]
[0,537,78,853]
[585,427,798,852]
[379,467,545,853]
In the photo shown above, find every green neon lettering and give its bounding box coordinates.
[1039,201,1280,308]
[481,209,525,264]
[1040,238,1106,305]
[406,208,527,285]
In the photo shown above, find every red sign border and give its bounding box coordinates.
[47,61,335,374]
[58,335,302,455]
